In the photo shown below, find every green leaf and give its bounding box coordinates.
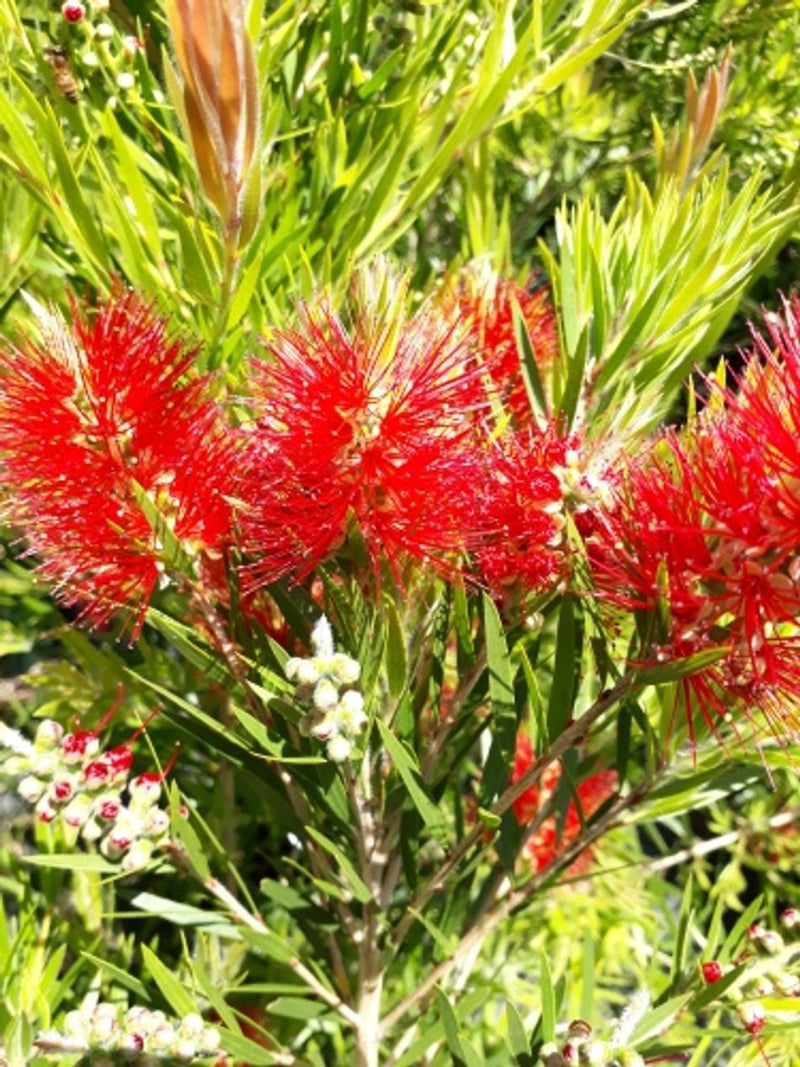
[267,996,330,1020]
[169,782,211,881]
[142,943,196,1016]
[630,993,693,1044]
[480,593,517,804]
[21,854,118,873]
[129,891,240,936]
[304,826,372,904]
[539,951,556,1043]
[81,952,149,1001]
[384,597,408,699]
[376,719,446,834]
[504,1000,530,1057]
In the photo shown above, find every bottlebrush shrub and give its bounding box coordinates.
[2,280,800,1067]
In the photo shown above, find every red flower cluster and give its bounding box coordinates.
[0,279,573,631]
[0,293,238,633]
[454,271,558,427]
[238,290,571,596]
[511,733,617,873]
[588,297,800,743]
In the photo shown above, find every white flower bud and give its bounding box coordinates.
[329,652,361,685]
[336,690,366,733]
[294,658,322,686]
[150,1022,177,1049]
[122,838,154,871]
[173,1037,198,1061]
[198,1027,221,1053]
[34,720,64,750]
[30,749,59,777]
[17,775,46,804]
[285,657,303,681]
[63,1009,90,1041]
[94,21,114,39]
[327,735,353,762]
[311,616,334,659]
[62,792,94,828]
[116,71,136,91]
[312,678,339,712]
[178,1013,206,1037]
[82,818,104,842]
[143,807,170,838]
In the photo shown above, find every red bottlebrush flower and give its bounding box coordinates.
[511,732,617,873]
[701,961,723,984]
[453,270,558,428]
[475,427,570,599]
[0,292,238,634]
[239,297,489,585]
[588,303,800,745]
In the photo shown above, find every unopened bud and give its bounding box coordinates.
[737,1001,766,1035]
[17,775,46,804]
[62,792,94,828]
[327,734,353,762]
[62,731,99,764]
[780,908,800,931]
[122,838,155,871]
[312,678,339,712]
[702,960,723,984]
[129,772,162,805]
[35,720,64,750]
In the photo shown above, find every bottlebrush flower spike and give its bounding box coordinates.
[166,0,261,246]
[452,266,558,427]
[588,297,800,745]
[239,285,490,585]
[475,426,570,600]
[511,733,617,873]
[0,292,238,635]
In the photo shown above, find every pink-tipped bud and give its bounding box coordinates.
[701,961,723,984]
[104,745,135,782]
[737,1001,766,1035]
[102,829,133,858]
[82,757,114,789]
[62,1,85,21]
[37,802,58,824]
[780,908,799,931]
[62,730,99,764]
[129,771,162,804]
[50,777,75,804]
[96,796,122,822]
[63,793,93,828]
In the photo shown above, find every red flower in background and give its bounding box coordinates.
[454,270,558,427]
[588,297,800,744]
[0,292,238,633]
[239,300,490,585]
[512,733,617,873]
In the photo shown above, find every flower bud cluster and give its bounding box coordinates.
[539,1018,645,1067]
[698,913,800,1038]
[0,717,172,871]
[285,616,366,763]
[59,0,146,100]
[36,1002,220,1062]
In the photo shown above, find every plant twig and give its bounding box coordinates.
[379,777,650,1036]
[389,670,639,952]
[205,875,362,1029]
